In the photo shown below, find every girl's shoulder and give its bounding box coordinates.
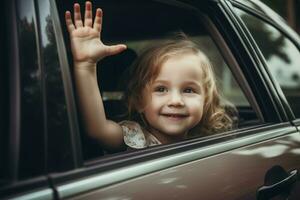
[119,120,161,149]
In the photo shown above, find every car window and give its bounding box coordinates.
[0,0,76,195]
[11,0,74,180]
[16,0,46,179]
[58,1,262,160]
[235,8,300,119]
[36,0,75,172]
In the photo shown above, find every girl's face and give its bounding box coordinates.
[142,53,205,144]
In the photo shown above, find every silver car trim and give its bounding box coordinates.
[10,189,53,200]
[57,126,295,199]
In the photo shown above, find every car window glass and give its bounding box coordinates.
[16,0,45,179]
[58,1,261,160]
[236,9,300,118]
[36,0,74,172]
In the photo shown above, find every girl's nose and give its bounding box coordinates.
[167,91,184,107]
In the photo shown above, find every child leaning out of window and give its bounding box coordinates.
[65,1,235,151]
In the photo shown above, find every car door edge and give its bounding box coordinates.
[54,125,296,199]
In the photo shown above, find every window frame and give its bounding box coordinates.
[222,0,294,122]
[230,1,300,124]
[54,0,283,171]
[202,12,264,124]
[218,0,287,123]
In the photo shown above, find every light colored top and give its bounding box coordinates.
[119,120,161,149]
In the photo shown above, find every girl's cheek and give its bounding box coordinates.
[187,102,203,109]
[184,95,204,103]
[149,94,162,105]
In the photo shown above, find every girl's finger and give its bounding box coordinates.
[74,3,83,28]
[93,8,103,33]
[105,44,127,56]
[84,1,93,27]
[65,11,75,32]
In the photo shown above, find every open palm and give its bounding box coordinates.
[65,1,126,64]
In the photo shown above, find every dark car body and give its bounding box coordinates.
[1,0,300,199]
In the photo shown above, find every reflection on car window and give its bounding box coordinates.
[236,9,300,118]
[17,0,45,179]
[36,0,74,172]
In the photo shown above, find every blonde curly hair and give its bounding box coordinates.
[125,33,235,137]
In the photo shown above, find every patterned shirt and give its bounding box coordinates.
[119,120,161,149]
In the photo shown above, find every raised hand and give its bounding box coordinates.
[65,1,126,65]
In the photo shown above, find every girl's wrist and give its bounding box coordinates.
[74,61,97,71]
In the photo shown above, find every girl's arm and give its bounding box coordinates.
[65,1,127,150]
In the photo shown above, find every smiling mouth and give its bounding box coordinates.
[161,113,189,119]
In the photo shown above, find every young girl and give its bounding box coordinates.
[65,1,234,151]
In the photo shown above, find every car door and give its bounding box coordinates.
[48,0,300,199]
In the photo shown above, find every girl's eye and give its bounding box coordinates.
[154,86,167,93]
[183,88,194,93]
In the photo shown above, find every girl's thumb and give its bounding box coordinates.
[106,44,127,56]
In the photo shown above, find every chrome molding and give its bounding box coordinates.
[11,189,53,200]
[57,127,296,199]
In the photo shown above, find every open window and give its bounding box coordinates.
[57,0,263,161]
